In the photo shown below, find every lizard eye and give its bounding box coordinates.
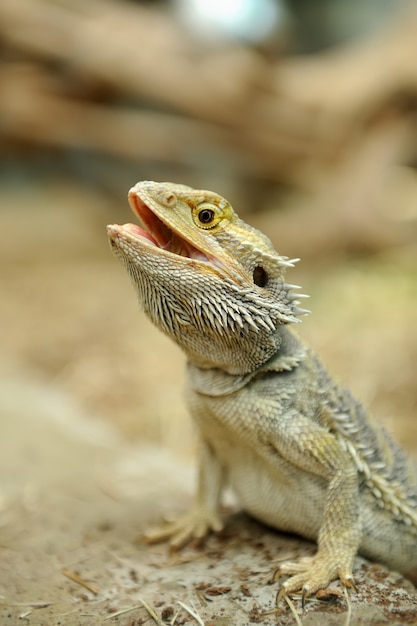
[198,208,215,224]
[253,266,268,287]
[193,202,221,229]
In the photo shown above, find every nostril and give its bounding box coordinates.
[162,192,177,207]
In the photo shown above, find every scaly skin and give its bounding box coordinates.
[107,181,417,603]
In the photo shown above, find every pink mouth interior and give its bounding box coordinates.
[126,193,210,262]
[122,223,159,245]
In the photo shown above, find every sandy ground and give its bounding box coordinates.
[1,367,417,626]
[1,179,416,624]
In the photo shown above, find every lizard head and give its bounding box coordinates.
[107,181,308,374]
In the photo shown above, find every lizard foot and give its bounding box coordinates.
[143,508,223,549]
[273,554,356,606]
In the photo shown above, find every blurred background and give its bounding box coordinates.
[1,0,417,620]
[1,0,417,453]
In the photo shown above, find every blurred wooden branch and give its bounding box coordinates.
[0,0,416,257]
[0,62,334,183]
[253,115,417,259]
[1,0,417,180]
[0,63,237,165]
[0,0,342,183]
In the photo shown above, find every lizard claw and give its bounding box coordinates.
[274,553,357,606]
[301,586,310,608]
[143,508,223,549]
[344,575,358,593]
[275,580,311,607]
[276,581,312,608]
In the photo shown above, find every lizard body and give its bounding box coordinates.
[107,181,417,601]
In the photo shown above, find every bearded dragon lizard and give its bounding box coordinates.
[107,181,417,603]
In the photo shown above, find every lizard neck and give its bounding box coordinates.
[180,321,285,376]
[187,326,306,396]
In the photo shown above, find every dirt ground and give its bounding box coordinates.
[1,179,416,625]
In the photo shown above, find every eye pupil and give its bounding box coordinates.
[253,266,268,287]
[199,209,215,224]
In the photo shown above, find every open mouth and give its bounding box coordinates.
[125,192,210,262]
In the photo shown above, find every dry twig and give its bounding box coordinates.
[61,568,99,595]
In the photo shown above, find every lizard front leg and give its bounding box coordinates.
[144,439,225,548]
[270,414,361,603]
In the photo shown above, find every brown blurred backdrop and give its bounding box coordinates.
[1,0,417,460]
[1,1,417,622]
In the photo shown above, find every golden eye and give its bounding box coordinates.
[198,208,215,224]
[193,202,221,229]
